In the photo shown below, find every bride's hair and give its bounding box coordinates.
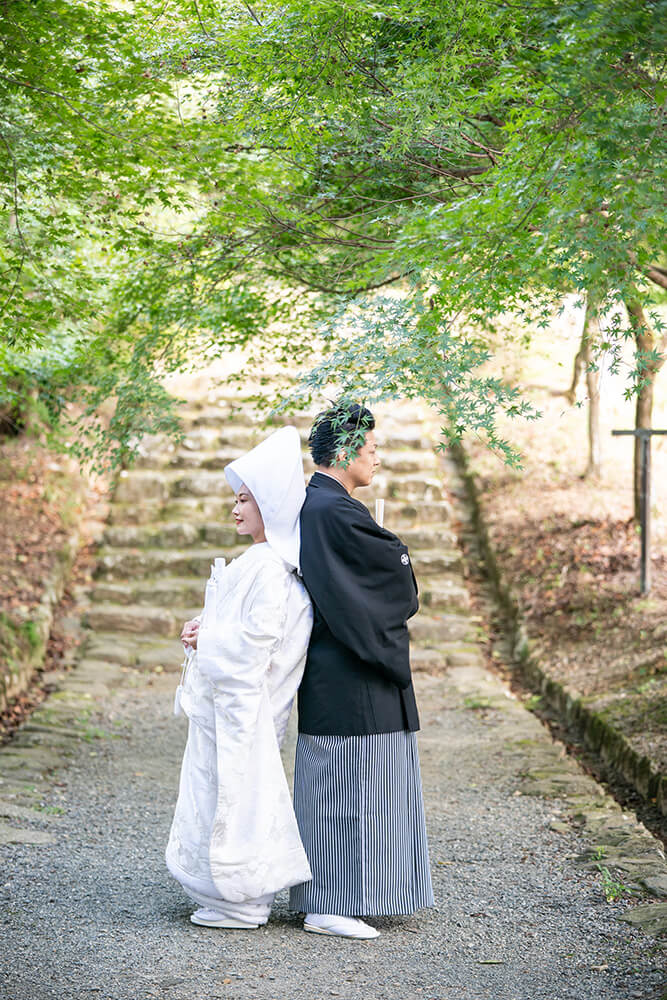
[308,402,375,467]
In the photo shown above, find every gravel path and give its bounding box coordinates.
[1,664,664,1000]
[1,384,665,999]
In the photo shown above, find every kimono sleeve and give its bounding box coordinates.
[196,560,290,721]
[301,495,418,688]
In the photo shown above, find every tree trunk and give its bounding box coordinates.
[625,294,667,521]
[568,295,602,477]
[584,305,602,478]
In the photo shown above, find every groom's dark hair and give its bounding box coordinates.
[309,401,375,467]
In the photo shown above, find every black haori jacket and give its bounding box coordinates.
[297,472,420,737]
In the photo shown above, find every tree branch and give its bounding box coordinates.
[644,264,667,291]
[272,263,408,297]
[0,129,27,317]
[241,2,263,25]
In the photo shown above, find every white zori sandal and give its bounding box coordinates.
[303,913,380,939]
[190,908,259,929]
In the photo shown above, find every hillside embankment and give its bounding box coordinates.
[456,313,666,830]
[0,431,108,730]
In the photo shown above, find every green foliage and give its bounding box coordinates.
[138,0,664,456]
[0,0,201,464]
[33,804,65,815]
[1,1,186,349]
[308,398,375,469]
[0,610,33,677]
[1,1,665,465]
[592,848,641,903]
[20,618,40,652]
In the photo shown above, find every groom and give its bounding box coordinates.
[289,403,433,939]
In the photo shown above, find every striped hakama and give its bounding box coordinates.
[289,730,434,916]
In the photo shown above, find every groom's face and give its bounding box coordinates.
[340,430,380,489]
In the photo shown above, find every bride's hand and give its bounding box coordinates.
[180,618,200,649]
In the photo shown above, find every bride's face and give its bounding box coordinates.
[232,484,266,543]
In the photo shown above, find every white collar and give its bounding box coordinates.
[316,469,344,484]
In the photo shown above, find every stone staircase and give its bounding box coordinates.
[81,385,479,677]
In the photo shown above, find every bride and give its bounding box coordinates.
[165,426,313,929]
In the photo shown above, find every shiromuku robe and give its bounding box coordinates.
[166,542,313,906]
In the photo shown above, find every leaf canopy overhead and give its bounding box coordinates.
[1,0,665,465]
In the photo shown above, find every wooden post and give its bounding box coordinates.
[640,435,650,593]
[612,429,667,594]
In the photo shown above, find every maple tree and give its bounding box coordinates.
[1,1,665,486]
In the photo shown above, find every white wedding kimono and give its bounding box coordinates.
[166,541,313,923]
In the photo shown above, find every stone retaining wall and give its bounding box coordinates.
[0,529,80,715]
[454,444,666,819]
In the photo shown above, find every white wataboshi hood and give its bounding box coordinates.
[224,425,306,571]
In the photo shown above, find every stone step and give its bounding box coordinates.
[90,562,470,613]
[130,425,267,461]
[380,429,439,450]
[410,647,446,673]
[356,474,445,503]
[101,519,454,553]
[410,550,462,575]
[152,383,429,422]
[375,499,453,526]
[180,408,428,435]
[90,577,206,608]
[113,468,268,504]
[113,472,171,504]
[300,453,441,477]
[90,553,465,611]
[170,422,440,456]
[83,604,201,639]
[134,446,246,471]
[408,613,477,644]
[113,469,447,506]
[175,378,298,404]
[95,546,246,580]
[133,445,438,475]
[441,642,485,668]
[179,425,271,451]
[402,526,458,549]
[112,470,229,504]
[95,543,461,584]
[107,497,231,526]
[180,407,316,430]
[106,496,454,529]
[102,521,246,550]
[377,451,439,475]
[418,575,471,613]
[411,639,484,672]
[83,632,183,670]
[114,466,446,506]
[87,572,468,635]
